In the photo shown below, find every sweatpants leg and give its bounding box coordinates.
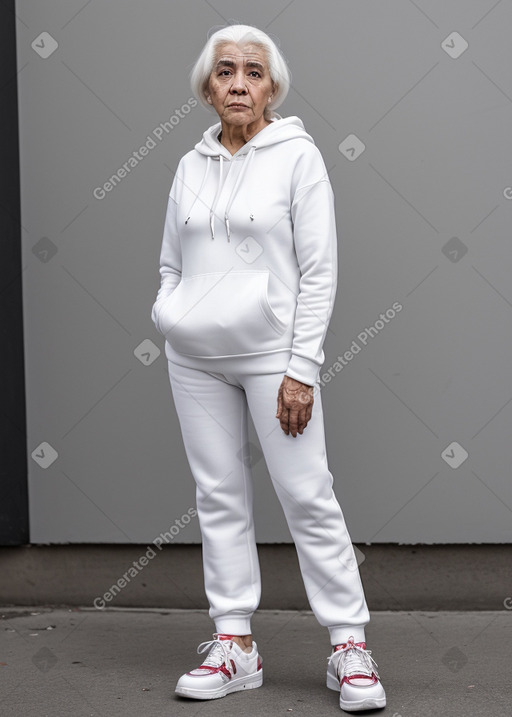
[241,371,370,645]
[167,359,261,637]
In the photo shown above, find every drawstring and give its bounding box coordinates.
[185,146,256,242]
[209,155,230,241]
[184,156,211,226]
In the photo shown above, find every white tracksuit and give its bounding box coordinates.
[151,113,370,644]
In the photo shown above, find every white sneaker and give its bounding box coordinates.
[175,632,263,700]
[326,636,386,712]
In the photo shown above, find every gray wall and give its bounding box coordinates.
[17,0,512,543]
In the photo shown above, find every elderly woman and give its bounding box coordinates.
[151,23,386,713]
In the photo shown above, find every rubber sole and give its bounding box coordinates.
[339,696,387,712]
[175,669,263,700]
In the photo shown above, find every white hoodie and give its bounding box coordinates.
[151,114,338,387]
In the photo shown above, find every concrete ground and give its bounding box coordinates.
[1,608,511,717]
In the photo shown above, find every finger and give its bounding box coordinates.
[297,407,307,434]
[288,408,299,437]
[298,399,313,434]
[276,388,282,418]
[278,402,288,433]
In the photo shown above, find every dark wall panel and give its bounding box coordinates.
[0,0,29,545]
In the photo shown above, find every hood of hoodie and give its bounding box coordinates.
[185,114,315,241]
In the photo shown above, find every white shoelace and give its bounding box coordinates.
[326,637,380,680]
[196,634,234,670]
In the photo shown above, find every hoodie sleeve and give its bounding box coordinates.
[150,176,183,334]
[285,147,338,386]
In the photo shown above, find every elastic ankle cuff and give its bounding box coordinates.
[214,616,252,637]
[329,625,366,645]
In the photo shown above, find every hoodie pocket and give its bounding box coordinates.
[152,293,175,335]
[159,270,289,357]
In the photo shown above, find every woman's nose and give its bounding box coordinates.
[230,71,247,93]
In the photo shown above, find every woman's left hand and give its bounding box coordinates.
[276,375,314,437]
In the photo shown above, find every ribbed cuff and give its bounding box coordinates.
[214,616,253,636]
[328,624,366,645]
[285,354,320,387]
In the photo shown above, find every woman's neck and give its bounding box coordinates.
[218,117,272,155]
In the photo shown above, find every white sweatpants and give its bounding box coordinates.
[166,356,370,645]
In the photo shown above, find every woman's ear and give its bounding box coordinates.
[203,80,212,105]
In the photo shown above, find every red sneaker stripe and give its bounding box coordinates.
[219,664,232,679]
[341,673,379,686]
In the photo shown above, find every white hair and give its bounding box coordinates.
[190,23,291,119]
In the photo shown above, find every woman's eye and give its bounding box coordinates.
[216,68,261,78]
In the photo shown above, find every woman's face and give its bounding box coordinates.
[207,42,275,127]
